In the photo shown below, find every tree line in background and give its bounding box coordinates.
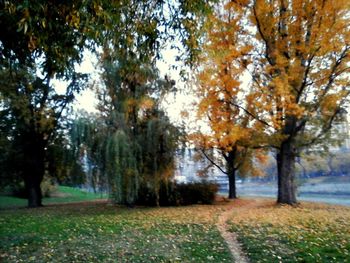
[0,0,349,207]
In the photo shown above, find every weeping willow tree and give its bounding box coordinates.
[69,113,107,193]
[67,0,213,205]
[98,53,180,205]
[70,100,179,206]
[138,109,180,206]
[104,130,138,205]
[69,52,180,206]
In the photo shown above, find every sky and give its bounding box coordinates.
[52,50,99,113]
[59,46,196,126]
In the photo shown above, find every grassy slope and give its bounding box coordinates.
[0,186,106,209]
[0,203,232,263]
[228,199,350,263]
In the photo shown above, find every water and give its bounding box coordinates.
[219,182,350,206]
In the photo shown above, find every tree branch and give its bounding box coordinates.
[314,46,349,110]
[296,49,319,103]
[229,101,271,127]
[300,107,342,148]
[200,149,228,175]
[253,2,276,66]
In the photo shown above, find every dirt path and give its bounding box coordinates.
[216,199,254,263]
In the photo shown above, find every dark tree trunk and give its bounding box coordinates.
[26,178,43,208]
[22,132,46,208]
[24,156,45,207]
[228,169,237,199]
[226,150,237,199]
[277,139,297,205]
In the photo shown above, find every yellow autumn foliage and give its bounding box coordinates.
[139,97,155,111]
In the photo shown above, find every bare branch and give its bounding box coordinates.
[253,2,276,66]
[229,101,271,127]
[300,104,346,148]
[314,46,350,110]
[200,149,228,175]
[296,49,319,103]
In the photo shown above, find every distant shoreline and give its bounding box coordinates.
[218,191,350,206]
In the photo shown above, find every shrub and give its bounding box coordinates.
[10,182,27,198]
[159,180,178,206]
[8,176,57,198]
[40,176,58,197]
[136,184,159,206]
[136,181,218,206]
[176,182,219,205]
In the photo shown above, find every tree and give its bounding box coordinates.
[79,0,217,205]
[195,0,350,204]
[192,2,267,199]
[0,65,86,207]
[248,0,350,204]
[140,109,181,205]
[0,0,112,207]
[98,46,180,205]
[70,60,180,206]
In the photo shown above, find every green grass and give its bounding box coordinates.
[0,186,107,209]
[1,196,349,262]
[46,186,107,203]
[0,203,232,262]
[227,199,350,263]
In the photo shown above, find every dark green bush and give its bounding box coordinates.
[159,180,178,206]
[176,182,219,205]
[10,182,27,198]
[136,184,159,206]
[136,181,218,206]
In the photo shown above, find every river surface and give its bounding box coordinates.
[219,182,350,206]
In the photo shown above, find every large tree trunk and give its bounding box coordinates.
[226,150,237,199]
[26,177,43,208]
[23,133,46,208]
[277,139,297,205]
[228,169,237,199]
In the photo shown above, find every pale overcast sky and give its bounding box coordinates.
[58,46,196,125]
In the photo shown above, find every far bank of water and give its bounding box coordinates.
[219,181,350,206]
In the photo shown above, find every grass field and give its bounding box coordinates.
[0,202,232,262]
[1,193,349,262]
[0,186,106,209]
[228,199,350,263]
